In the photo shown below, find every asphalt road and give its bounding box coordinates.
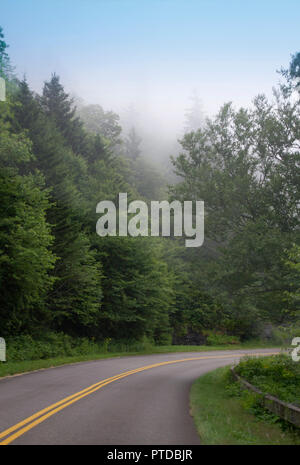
[0,348,279,445]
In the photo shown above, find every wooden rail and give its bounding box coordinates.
[231,366,300,428]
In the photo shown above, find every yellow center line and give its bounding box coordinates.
[0,366,150,440]
[0,352,279,445]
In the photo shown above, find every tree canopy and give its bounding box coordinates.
[0,26,299,345]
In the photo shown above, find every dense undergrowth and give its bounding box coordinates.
[234,354,300,406]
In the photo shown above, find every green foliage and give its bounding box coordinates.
[96,236,174,343]
[284,244,300,316]
[5,332,102,361]
[272,322,300,347]
[0,25,299,357]
[124,127,142,160]
[128,157,167,200]
[170,60,300,338]
[4,332,164,362]
[77,103,122,147]
[41,73,87,154]
[236,355,300,406]
[0,27,177,346]
[11,79,104,335]
[0,121,56,335]
[0,26,12,78]
[204,330,240,346]
[191,367,300,444]
[289,52,300,87]
[228,355,300,435]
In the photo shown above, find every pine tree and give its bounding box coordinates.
[96,236,173,343]
[41,73,87,154]
[184,91,204,133]
[0,116,55,334]
[125,127,142,160]
[0,27,11,78]
[12,79,103,335]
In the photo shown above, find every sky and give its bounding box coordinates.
[1,0,300,151]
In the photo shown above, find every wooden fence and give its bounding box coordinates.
[231,366,300,428]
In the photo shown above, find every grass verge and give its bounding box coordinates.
[190,366,300,445]
[0,341,278,379]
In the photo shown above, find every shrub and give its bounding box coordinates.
[235,354,300,406]
[204,330,240,346]
[271,323,300,348]
[3,332,157,362]
[5,332,102,361]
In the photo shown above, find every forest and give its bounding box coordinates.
[0,26,299,354]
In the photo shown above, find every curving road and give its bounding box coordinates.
[0,348,279,445]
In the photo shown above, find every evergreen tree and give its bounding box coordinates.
[125,127,142,160]
[289,52,300,84]
[0,27,11,78]
[96,236,173,343]
[12,79,103,335]
[184,91,204,133]
[40,74,87,155]
[0,107,55,334]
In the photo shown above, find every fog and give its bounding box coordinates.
[68,69,280,169]
[3,0,294,169]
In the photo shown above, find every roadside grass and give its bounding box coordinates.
[0,341,278,378]
[190,366,300,445]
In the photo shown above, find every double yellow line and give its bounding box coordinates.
[0,352,278,445]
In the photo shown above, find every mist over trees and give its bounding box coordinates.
[0,26,299,345]
[77,102,122,148]
[184,91,205,133]
[171,80,300,336]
